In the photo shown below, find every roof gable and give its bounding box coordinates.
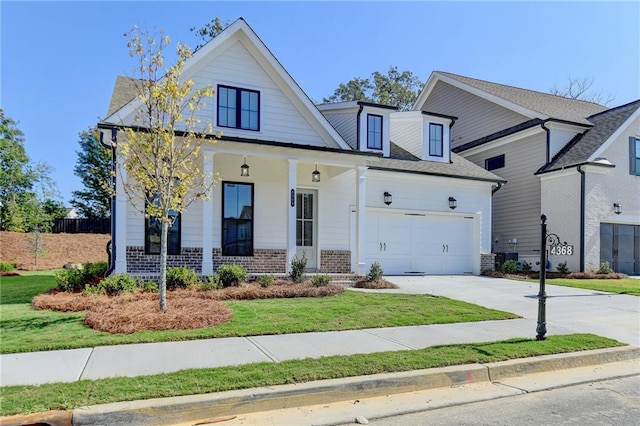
[103,18,351,151]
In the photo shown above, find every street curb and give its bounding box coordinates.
[3,346,639,426]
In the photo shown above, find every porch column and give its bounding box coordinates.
[114,164,127,273]
[355,165,367,276]
[201,151,215,276]
[286,159,298,274]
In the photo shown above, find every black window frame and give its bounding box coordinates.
[429,123,444,157]
[366,114,383,150]
[221,181,254,257]
[630,136,640,176]
[485,154,506,171]
[144,198,181,255]
[217,85,260,131]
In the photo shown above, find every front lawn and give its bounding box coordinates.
[525,278,640,296]
[0,275,57,304]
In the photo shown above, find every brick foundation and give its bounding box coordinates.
[481,253,496,272]
[320,250,352,273]
[213,248,287,273]
[126,246,202,275]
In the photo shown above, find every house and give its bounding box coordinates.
[98,19,505,279]
[64,208,79,219]
[414,71,640,275]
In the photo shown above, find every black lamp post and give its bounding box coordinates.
[536,214,547,341]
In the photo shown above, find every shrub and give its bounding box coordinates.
[0,261,16,273]
[82,261,108,283]
[217,264,248,287]
[520,261,532,273]
[201,275,222,291]
[310,274,331,287]
[597,261,614,274]
[556,261,570,274]
[367,261,384,282]
[290,252,307,283]
[258,274,274,288]
[501,259,519,274]
[166,266,202,290]
[55,268,85,292]
[85,273,138,296]
[141,281,159,293]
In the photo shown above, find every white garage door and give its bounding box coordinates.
[366,211,474,275]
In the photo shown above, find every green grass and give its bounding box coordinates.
[0,275,57,304]
[16,269,63,277]
[0,291,518,354]
[523,278,640,296]
[0,334,623,416]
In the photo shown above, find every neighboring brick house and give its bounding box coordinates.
[415,71,639,275]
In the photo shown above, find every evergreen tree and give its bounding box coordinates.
[70,130,112,218]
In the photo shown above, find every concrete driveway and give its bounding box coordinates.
[382,275,640,347]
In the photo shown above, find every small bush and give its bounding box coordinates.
[166,266,202,290]
[310,274,331,287]
[82,261,108,283]
[556,261,570,274]
[520,261,532,273]
[367,261,384,281]
[141,281,159,293]
[201,275,222,291]
[0,261,16,273]
[217,264,248,287]
[290,252,307,283]
[597,261,614,274]
[55,268,85,292]
[258,274,274,288]
[501,259,519,274]
[85,273,138,296]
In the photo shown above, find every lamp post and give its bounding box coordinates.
[536,214,547,341]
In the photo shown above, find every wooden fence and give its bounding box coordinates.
[53,218,111,234]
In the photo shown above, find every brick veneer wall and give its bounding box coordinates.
[320,250,352,273]
[213,248,287,273]
[126,246,203,274]
[481,253,496,272]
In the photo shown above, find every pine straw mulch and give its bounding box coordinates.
[353,278,399,289]
[31,282,345,334]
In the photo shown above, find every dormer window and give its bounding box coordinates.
[218,85,260,131]
[429,123,443,157]
[367,114,383,150]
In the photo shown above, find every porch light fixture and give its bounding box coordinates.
[613,203,622,215]
[240,157,250,177]
[449,197,457,210]
[384,191,392,206]
[312,164,321,182]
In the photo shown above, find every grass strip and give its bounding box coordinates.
[0,292,518,354]
[542,278,640,296]
[0,334,623,416]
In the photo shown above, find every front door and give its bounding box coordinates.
[601,223,640,275]
[296,190,317,269]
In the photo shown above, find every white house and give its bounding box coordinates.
[415,71,640,275]
[98,19,505,278]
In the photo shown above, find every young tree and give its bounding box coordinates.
[323,66,423,111]
[70,129,112,218]
[117,27,218,311]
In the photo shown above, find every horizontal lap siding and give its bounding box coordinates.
[390,116,423,158]
[421,81,529,149]
[321,112,357,149]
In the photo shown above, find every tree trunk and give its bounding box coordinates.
[159,219,168,311]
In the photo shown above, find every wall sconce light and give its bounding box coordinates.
[613,203,622,215]
[449,197,457,210]
[240,156,250,177]
[312,164,321,182]
[384,191,392,206]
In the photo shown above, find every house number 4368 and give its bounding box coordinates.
[550,245,573,256]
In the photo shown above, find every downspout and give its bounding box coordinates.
[492,181,504,195]
[541,121,551,165]
[356,103,364,150]
[449,117,457,163]
[577,165,586,272]
[99,128,117,276]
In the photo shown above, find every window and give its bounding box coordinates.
[367,114,383,150]
[217,85,260,131]
[222,182,253,256]
[429,123,444,157]
[485,154,505,171]
[145,198,181,255]
[630,137,640,176]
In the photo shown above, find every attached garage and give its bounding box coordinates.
[366,210,477,275]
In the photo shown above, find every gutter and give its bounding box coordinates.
[577,165,586,272]
[99,128,117,276]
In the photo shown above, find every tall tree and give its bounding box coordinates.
[118,27,217,311]
[190,17,230,51]
[70,129,112,218]
[550,77,614,105]
[324,66,423,111]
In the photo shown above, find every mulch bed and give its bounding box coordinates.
[353,278,399,289]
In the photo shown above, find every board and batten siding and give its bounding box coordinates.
[420,81,530,149]
[465,133,546,255]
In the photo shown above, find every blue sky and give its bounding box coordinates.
[2,1,639,204]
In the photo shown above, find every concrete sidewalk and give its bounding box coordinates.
[2,276,638,387]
